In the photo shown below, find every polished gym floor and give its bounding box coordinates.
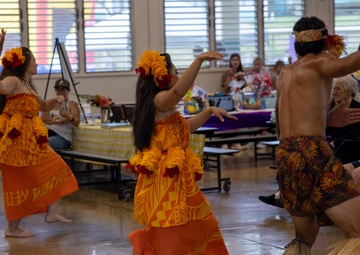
[0,148,348,255]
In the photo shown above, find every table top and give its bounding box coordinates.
[193,127,218,138]
[72,124,206,158]
[201,108,274,131]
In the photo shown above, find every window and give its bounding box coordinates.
[165,1,305,68]
[263,0,304,64]
[27,0,77,74]
[2,0,132,75]
[164,0,209,69]
[334,0,360,55]
[215,0,304,67]
[82,0,132,73]
[0,1,22,55]
[214,0,258,67]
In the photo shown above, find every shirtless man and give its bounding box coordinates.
[276,16,360,254]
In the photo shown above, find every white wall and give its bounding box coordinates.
[33,0,332,109]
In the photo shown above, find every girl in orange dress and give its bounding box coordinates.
[127,50,237,254]
[0,46,78,238]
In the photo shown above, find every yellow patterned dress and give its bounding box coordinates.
[127,112,228,255]
[0,93,78,221]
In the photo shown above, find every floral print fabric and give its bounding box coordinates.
[276,135,359,217]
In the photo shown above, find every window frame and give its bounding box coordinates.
[163,0,306,69]
[4,0,134,77]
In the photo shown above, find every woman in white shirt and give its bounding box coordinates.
[41,79,80,150]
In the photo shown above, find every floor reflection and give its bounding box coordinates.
[0,149,346,255]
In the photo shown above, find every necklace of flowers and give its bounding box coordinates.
[22,79,36,95]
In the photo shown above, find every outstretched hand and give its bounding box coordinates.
[197,50,224,62]
[328,100,360,127]
[210,106,238,122]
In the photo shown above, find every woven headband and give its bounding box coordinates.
[293,27,346,58]
[293,28,326,43]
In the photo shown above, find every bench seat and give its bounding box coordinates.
[205,134,278,160]
[211,127,269,139]
[58,150,134,201]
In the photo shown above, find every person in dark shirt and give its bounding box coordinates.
[327,74,360,164]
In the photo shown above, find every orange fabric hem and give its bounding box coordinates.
[1,153,78,221]
[128,213,228,255]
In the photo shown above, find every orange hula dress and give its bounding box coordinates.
[127,112,228,255]
[0,93,78,222]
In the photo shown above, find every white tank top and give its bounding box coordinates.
[47,101,73,142]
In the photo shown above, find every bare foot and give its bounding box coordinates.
[5,227,34,238]
[45,213,72,223]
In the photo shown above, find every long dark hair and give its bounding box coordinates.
[293,16,327,57]
[229,53,244,73]
[132,53,173,151]
[0,47,35,114]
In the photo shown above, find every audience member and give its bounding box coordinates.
[220,53,247,150]
[327,75,360,163]
[41,78,80,150]
[250,57,272,87]
[270,60,285,90]
[221,53,246,94]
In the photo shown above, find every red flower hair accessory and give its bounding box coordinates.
[1,47,26,69]
[325,34,346,58]
[135,50,172,90]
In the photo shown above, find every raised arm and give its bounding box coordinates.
[0,28,6,56]
[318,50,360,78]
[155,50,223,112]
